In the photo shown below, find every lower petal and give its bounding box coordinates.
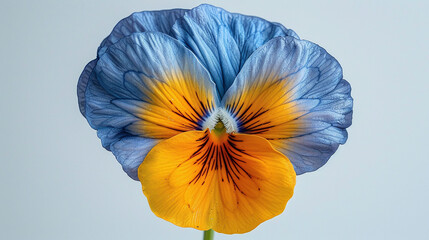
[138,130,295,234]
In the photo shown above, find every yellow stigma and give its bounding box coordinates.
[212,120,227,137]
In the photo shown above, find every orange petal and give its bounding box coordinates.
[138,129,296,234]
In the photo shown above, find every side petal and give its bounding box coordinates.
[82,60,156,180]
[110,137,159,180]
[77,59,97,116]
[171,4,298,97]
[96,127,128,151]
[223,36,353,174]
[95,32,218,139]
[84,75,159,180]
[84,73,140,131]
[138,130,296,234]
[97,9,188,56]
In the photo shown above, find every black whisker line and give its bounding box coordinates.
[245,121,271,130]
[185,132,258,196]
[240,108,270,126]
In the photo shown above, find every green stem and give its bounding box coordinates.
[203,229,214,240]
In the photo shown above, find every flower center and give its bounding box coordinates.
[202,108,237,134]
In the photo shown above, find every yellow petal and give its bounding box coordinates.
[129,72,216,138]
[138,129,296,234]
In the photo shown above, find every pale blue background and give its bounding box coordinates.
[1,0,428,239]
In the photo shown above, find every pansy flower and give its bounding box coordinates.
[78,4,353,234]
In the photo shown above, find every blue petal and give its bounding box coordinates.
[222,36,352,174]
[84,77,159,179]
[110,137,159,180]
[98,8,188,56]
[84,75,140,130]
[281,127,348,174]
[77,59,96,116]
[171,4,298,97]
[95,31,218,102]
[284,80,352,174]
[83,62,159,180]
[96,127,128,151]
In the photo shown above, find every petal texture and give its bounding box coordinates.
[98,9,188,56]
[223,36,353,174]
[139,130,295,234]
[77,59,97,116]
[172,4,298,97]
[110,137,159,180]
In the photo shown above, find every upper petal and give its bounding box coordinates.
[171,4,298,97]
[223,36,353,174]
[79,9,189,117]
[97,8,188,56]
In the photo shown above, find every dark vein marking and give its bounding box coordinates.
[185,130,256,195]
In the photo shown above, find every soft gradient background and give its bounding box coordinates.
[1,0,428,239]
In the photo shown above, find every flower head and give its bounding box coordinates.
[78,4,353,234]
